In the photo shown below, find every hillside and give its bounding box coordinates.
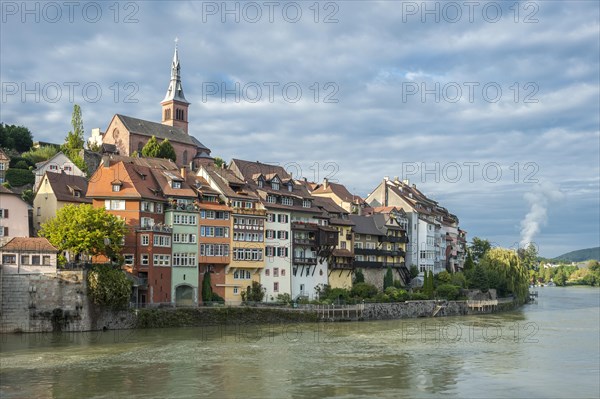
[553,247,600,263]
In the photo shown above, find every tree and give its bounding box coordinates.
[464,250,475,270]
[353,269,365,284]
[87,139,101,152]
[62,105,88,175]
[141,136,161,158]
[409,265,419,279]
[5,168,35,187]
[470,237,492,264]
[214,157,225,168]
[201,271,213,303]
[0,123,33,152]
[158,139,177,162]
[241,281,265,302]
[383,266,394,290]
[21,189,34,205]
[436,270,452,285]
[518,243,538,270]
[39,204,127,262]
[22,145,59,164]
[480,248,529,302]
[470,264,489,292]
[87,264,132,309]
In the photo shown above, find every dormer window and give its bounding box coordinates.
[282,197,293,206]
[302,200,311,208]
[267,195,276,203]
[258,180,264,188]
[172,181,181,189]
[112,185,121,192]
[271,182,279,190]
[74,191,81,198]
[287,183,293,192]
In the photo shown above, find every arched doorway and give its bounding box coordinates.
[175,284,194,306]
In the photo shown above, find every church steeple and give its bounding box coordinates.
[161,38,190,134]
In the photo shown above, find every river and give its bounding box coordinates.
[1,286,598,398]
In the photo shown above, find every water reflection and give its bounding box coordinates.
[1,287,598,398]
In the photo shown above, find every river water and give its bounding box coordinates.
[1,287,598,398]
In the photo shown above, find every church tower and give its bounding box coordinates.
[161,41,190,134]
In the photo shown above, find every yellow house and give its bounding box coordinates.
[33,171,91,234]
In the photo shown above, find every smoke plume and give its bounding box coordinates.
[520,182,564,248]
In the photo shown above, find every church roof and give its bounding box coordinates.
[115,114,208,149]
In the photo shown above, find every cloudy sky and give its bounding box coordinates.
[1,1,599,257]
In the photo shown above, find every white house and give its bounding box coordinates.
[33,152,85,191]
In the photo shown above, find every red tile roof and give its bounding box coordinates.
[0,237,58,252]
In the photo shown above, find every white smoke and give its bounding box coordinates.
[520,182,565,248]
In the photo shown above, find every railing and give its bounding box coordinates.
[136,224,173,233]
[293,238,316,245]
[233,208,267,216]
[293,257,317,265]
[166,203,199,212]
[354,248,382,256]
[330,262,353,270]
[379,235,409,243]
[291,222,319,231]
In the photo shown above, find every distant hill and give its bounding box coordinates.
[553,247,600,263]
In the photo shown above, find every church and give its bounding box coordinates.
[96,44,212,169]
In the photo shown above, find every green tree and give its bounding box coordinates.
[351,282,378,299]
[0,123,33,152]
[480,248,529,303]
[141,136,161,158]
[201,271,213,303]
[470,263,489,292]
[86,139,101,152]
[22,145,59,164]
[353,269,365,284]
[5,168,34,187]
[87,264,132,309]
[39,204,127,262]
[383,266,394,290]
[21,189,34,205]
[158,139,177,162]
[241,281,266,302]
[518,243,539,270]
[409,265,419,279]
[63,104,85,152]
[470,237,492,264]
[214,157,225,168]
[436,270,452,285]
[464,250,475,270]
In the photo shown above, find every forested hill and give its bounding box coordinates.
[553,247,600,263]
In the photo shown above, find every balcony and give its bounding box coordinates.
[293,238,316,246]
[354,248,382,256]
[291,221,319,231]
[233,208,267,216]
[136,224,173,233]
[330,261,353,270]
[293,257,317,265]
[379,235,409,244]
[353,261,406,269]
[166,203,198,212]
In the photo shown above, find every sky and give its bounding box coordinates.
[1,0,599,258]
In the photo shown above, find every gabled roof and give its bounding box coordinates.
[349,215,384,236]
[102,154,179,170]
[0,237,58,252]
[230,159,313,198]
[34,151,84,174]
[312,180,358,203]
[202,165,260,201]
[39,171,92,204]
[0,148,9,161]
[150,168,196,198]
[0,185,18,195]
[114,114,209,151]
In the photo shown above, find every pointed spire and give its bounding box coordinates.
[162,38,189,104]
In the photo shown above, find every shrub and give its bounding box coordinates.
[351,282,378,299]
[436,270,452,285]
[9,156,33,169]
[373,292,390,303]
[393,279,403,289]
[13,160,30,170]
[211,293,225,303]
[327,288,351,303]
[353,269,365,284]
[276,293,292,305]
[451,272,467,288]
[435,284,461,300]
[385,287,409,302]
[409,292,429,301]
[5,168,34,187]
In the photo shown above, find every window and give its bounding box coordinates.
[233,287,239,295]
[201,227,228,238]
[287,183,293,192]
[42,256,51,266]
[234,270,252,279]
[105,200,125,210]
[355,234,360,240]
[0,163,4,170]
[265,246,275,257]
[141,254,149,266]
[267,195,276,204]
[36,207,41,216]
[0,209,7,218]
[266,230,275,239]
[245,202,253,209]
[273,268,279,277]
[277,231,288,240]
[49,164,58,171]
[2,255,16,264]
[21,255,30,264]
[265,269,270,276]
[200,244,229,257]
[282,197,293,206]
[174,233,197,243]
[124,255,134,266]
[274,282,279,292]
[276,247,288,257]
[302,200,311,208]
[112,184,121,192]
[354,242,363,249]
[140,217,154,228]
[64,166,72,172]
[341,241,347,249]
[173,253,197,267]
[281,269,286,276]
[233,248,263,261]
[271,182,280,190]
[172,181,181,189]
[267,213,275,222]
[258,180,264,188]
[368,255,376,262]
[153,254,171,266]
[232,200,243,208]
[153,235,171,247]
[277,214,288,223]
[141,201,155,212]
[173,214,197,225]
[156,203,163,213]
[366,235,372,241]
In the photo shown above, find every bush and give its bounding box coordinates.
[393,279,403,289]
[435,284,461,300]
[409,292,429,301]
[451,272,467,288]
[327,288,351,303]
[385,287,409,302]
[87,264,132,309]
[5,168,34,187]
[436,270,452,285]
[351,282,378,299]
[276,293,292,305]
[373,292,390,303]
[353,269,365,284]
[211,293,225,303]
[13,160,30,170]
[9,156,33,169]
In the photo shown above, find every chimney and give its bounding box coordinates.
[323,177,328,188]
[412,184,417,189]
[384,176,389,181]
[394,176,399,183]
[102,156,110,168]
[180,167,187,179]
[402,179,409,185]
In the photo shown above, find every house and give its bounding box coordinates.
[0,149,9,183]
[312,196,355,290]
[33,151,85,191]
[366,177,466,274]
[197,163,265,304]
[0,237,58,274]
[99,46,211,169]
[229,159,338,301]
[0,186,30,237]
[311,178,368,214]
[33,171,91,234]
[86,156,179,305]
